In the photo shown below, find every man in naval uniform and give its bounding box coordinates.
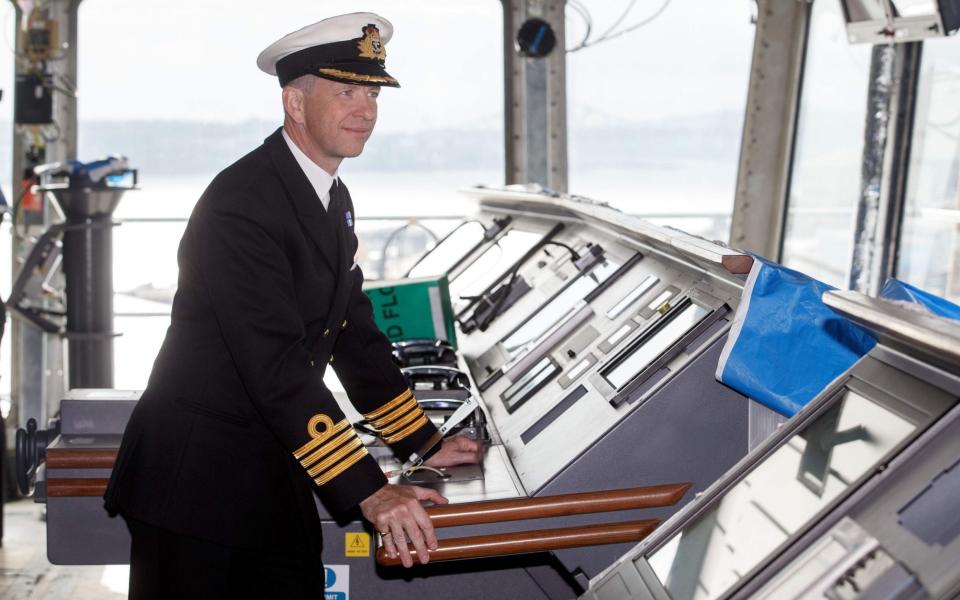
[104,12,483,598]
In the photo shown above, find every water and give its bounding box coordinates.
[4,162,738,396]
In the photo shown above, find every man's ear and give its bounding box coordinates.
[282,86,306,124]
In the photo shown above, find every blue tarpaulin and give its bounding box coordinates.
[879,279,960,320]
[716,258,877,417]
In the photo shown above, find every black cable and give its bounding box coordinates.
[570,0,673,53]
[595,0,639,43]
[477,240,581,331]
[542,240,581,261]
[594,0,673,45]
[478,265,523,332]
[566,0,593,51]
[354,420,382,438]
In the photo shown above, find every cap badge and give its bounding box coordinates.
[357,24,386,61]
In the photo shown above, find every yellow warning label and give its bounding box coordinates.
[345,532,370,558]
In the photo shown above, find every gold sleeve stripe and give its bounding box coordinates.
[293,417,350,460]
[379,406,425,436]
[299,428,357,469]
[383,414,430,444]
[362,389,413,420]
[307,437,364,478]
[370,397,418,428]
[313,447,369,486]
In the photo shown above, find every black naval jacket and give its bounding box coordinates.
[105,128,438,553]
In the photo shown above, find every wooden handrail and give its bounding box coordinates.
[46,449,118,469]
[48,478,109,497]
[425,483,691,528]
[376,519,659,566]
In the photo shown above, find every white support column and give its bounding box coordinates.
[729,0,812,260]
[502,0,567,192]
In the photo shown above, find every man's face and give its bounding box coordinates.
[301,77,380,164]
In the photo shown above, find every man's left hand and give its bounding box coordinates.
[423,435,484,468]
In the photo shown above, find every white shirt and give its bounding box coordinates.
[282,128,338,210]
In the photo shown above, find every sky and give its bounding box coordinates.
[71,0,506,131]
[0,0,762,132]
[0,2,949,135]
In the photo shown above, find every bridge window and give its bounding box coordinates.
[72,0,503,389]
[781,0,873,288]
[565,2,755,242]
[896,38,960,302]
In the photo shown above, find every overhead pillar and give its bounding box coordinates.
[729,0,812,260]
[502,0,567,192]
[848,42,921,296]
[4,0,80,545]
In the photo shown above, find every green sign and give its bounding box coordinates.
[363,275,457,349]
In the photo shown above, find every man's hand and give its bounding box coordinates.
[360,484,447,568]
[423,435,484,468]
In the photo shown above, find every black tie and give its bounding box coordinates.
[326,180,345,268]
[327,179,342,213]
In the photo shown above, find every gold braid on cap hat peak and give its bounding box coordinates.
[316,68,398,85]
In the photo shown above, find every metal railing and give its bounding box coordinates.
[111,211,734,317]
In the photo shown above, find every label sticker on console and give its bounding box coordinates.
[345,532,370,557]
[324,565,349,600]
